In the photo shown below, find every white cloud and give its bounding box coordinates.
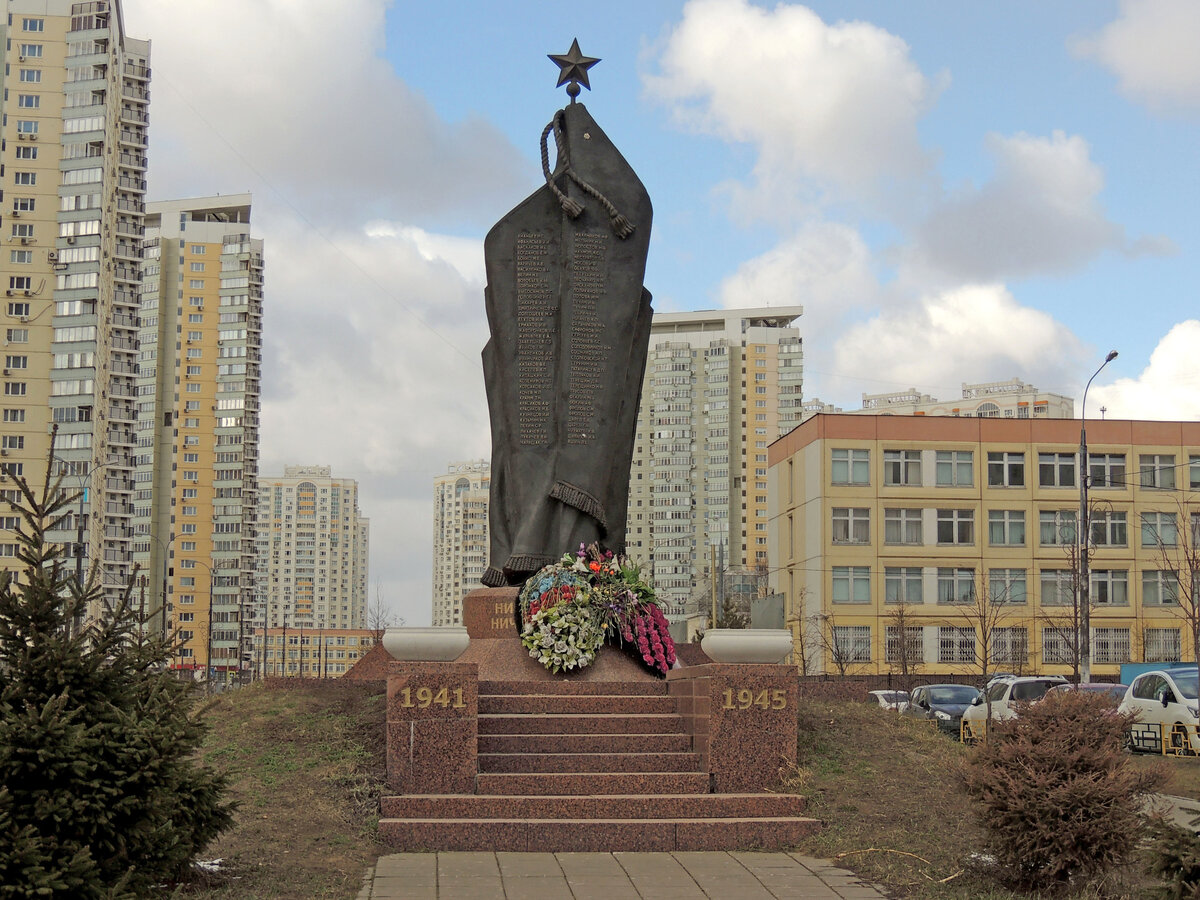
[124,0,530,226]
[645,0,940,216]
[909,131,1170,283]
[1071,0,1200,113]
[256,217,491,625]
[828,284,1090,402]
[718,221,877,333]
[1088,321,1200,420]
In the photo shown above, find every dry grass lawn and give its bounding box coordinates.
[178,680,387,900]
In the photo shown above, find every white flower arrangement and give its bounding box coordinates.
[520,603,604,674]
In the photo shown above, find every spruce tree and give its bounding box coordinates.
[0,459,234,898]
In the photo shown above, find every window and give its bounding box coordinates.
[22,17,45,31]
[938,626,975,664]
[1143,570,1179,606]
[189,279,204,289]
[3,409,26,423]
[1091,569,1128,606]
[936,509,973,544]
[1039,510,1077,545]
[1089,453,1126,488]
[6,330,29,344]
[885,626,924,664]
[17,95,40,109]
[988,509,1025,546]
[987,451,1025,487]
[5,356,28,370]
[1191,455,1200,490]
[1139,454,1175,490]
[1092,627,1131,664]
[4,383,27,396]
[18,69,41,83]
[1090,511,1127,546]
[15,121,37,135]
[186,365,201,375]
[19,44,44,58]
[1,436,24,451]
[1042,628,1073,665]
[832,626,871,663]
[1038,452,1076,487]
[988,568,1027,604]
[10,250,33,264]
[831,448,869,485]
[935,450,972,486]
[1193,512,1200,546]
[937,568,975,604]
[884,450,920,486]
[992,627,1028,665]
[190,262,206,272]
[1145,628,1182,663]
[12,172,36,186]
[832,508,869,543]
[832,566,871,604]
[14,146,37,159]
[1039,569,1074,607]
[883,508,922,545]
[1141,511,1178,548]
[884,567,923,605]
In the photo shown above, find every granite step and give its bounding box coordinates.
[479,679,667,696]
[479,732,692,754]
[381,793,809,819]
[478,751,701,774]
[478,693,677,715]
[478,712,685,735]
[378,816,821,852]
[476,771,711,796]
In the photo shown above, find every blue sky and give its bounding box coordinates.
[127,0,1200,624]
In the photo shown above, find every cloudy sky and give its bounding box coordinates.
[122,0,1200,626]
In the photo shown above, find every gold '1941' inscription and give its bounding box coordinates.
[722,688,787,710]
[399,687,467,709]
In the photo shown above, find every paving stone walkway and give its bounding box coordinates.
[358,851,889,899]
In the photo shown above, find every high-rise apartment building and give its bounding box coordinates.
[133,196,263,681]
[432,460,490,626]
[769,414,1200,676]
[625,307,804,620]
[255,466,369,634]
[0,1,149,611]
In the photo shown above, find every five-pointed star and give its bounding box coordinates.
[548,39,600,91]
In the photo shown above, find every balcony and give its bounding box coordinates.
[121,85,150,104]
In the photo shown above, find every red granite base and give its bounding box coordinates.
[381,793,809,819]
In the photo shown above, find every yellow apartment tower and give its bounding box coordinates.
[625,307,804,623]
[255,466,369,635]
[134,196,263,683]
[0,1,149,611]
[432,460,490,626]
[769,414,1200,676]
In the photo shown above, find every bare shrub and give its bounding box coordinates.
[960,689,1167,891]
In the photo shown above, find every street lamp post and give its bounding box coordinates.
[1079,350,1118,684]
[69,458,119,587]
[148,534,174,641]
[192,557,216,694]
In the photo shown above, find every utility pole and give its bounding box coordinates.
[710,543,718,628]
[1078,350,1117,684]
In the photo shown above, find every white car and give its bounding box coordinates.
[1119,668,1200,754]
[962,675,1069,728]
[867,689,909,712]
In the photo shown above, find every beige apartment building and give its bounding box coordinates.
[260,627,375,679]
[133,196,264,681]
[625,307,804,621]
[803,378,1074,421]
[255,466,369,638]
[0,1,149,613]
[432,460,489,626]
[769,414,1200,676]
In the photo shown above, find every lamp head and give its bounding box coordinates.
[1105,350,1118,363]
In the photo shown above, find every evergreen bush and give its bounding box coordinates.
[1146,818,1200,899]
[0,464,234,898]
[960,688,1165,891]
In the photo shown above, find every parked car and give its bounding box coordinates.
[1119,667,1200,753]
[903,684,980,735]
[962,675,1070,728]
[867,689,909,711]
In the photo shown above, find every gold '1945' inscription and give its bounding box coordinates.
[722,688,787,710]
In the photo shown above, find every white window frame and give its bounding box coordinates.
[987,451,1025,487]
[883,449,921,486]
[832,507,870,544]
[988,509,1025,546]
[936,508,974,545]
[1038,452,1076,488]
[883,508,922,545]
[831,448,869,485]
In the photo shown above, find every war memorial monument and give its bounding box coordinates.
[378,43,810,851]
